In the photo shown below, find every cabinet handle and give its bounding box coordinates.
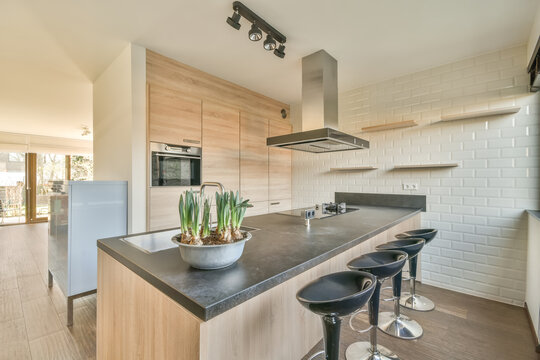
[270,202,280,205]
[183,139,201,144]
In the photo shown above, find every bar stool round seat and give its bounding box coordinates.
[346,250,408,360]
[395,229,438,312]
[395,228,437,244]
[375,239,425,340]
[297,271,377,360]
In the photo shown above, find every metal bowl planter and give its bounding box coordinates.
[171,232,252,270]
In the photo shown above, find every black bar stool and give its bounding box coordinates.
[375,239,425,340]
[297,271,377,360]
[395,228,438,311]
[345,250,408,360]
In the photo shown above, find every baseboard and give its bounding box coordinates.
[524,302,540,353]
[421,279,524,307]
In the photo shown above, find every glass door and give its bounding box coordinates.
[1,152,93,225]
[0,152,27,225]
[27,153,67,223]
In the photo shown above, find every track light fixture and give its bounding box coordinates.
[248,23,262,41]
[274,44,285,58]
[263,34,276,51]
[226,11,241,30]
[225,1,287,59]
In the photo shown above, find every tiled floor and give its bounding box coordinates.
[0,223,95,360]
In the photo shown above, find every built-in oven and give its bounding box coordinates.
[150,142,201,187]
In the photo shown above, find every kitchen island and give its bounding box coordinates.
[97,205,421,360]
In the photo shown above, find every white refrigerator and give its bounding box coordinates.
[48,181,127,326]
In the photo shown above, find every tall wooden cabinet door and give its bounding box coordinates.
[269,118,292,201]
[148,84,202,146]
[240,112,268,202]
[202,101,240,191]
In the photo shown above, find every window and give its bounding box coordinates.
[70,155,93,181]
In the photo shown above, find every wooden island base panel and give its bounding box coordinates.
[97,213,420,360]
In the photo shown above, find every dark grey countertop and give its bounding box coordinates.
[97,205,421,321]
[527,209,540,221]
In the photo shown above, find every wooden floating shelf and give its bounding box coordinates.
[330,166,378,171]
[439,106,521,122]
[393,163,459,170]
[361,120,418,132]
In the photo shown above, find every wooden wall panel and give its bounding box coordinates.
[240,112,268,202]
[146,50,292,229]
[202,101,240,192]
[97,249,202,360]
[146,51,289,121]
[148,84,202,146]
[269,118,292,201]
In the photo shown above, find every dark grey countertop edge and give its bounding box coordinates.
[97,242,208,320]
[97,208,421,321]
[527,209,540,221]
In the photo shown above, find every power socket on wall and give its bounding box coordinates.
[402,183,418,191]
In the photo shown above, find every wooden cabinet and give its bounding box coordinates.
[202,101,240,191]
[245,201,269,217]
[148,84,202,146]
[268,199,292,213]
[240,112,268,203]
[269,118,292,202]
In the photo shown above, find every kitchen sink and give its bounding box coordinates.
[121,226,259,254]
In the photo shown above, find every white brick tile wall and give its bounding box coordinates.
[291,45,540,305]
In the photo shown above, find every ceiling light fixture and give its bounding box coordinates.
[81,125,91,137]
[248,23,262,41]
[274,44,285,59]
[226,11,241,30]
[263,34,276,50]
[225,1,287,59]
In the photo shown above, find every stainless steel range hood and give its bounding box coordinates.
[267,50,369,153]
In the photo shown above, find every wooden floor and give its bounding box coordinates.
[1,223,537,360]
[0,223,95,360]
[303,281,539,360]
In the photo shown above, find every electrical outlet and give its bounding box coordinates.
[402,183,419,190]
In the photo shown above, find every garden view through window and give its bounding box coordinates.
[0,152,93,225]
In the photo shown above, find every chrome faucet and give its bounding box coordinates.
[200,182,225,196]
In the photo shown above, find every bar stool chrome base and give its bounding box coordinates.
[378,311,423,339]
[346,342,399,360]
[399,293,435,311]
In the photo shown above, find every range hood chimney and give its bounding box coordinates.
[267,50,369,153]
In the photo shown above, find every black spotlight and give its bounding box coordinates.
[248,23,262,41]
[274,44,285,58]
[226,11,241,30]
[263,34,276,51]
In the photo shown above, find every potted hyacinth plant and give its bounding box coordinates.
[172,189,253,270]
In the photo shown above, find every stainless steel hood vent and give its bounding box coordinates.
[267,50,369,153]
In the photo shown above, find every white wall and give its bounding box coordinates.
[93,44,146,233]
[527,3,540,65]
[526,214,540,344]
[292,45,540,305]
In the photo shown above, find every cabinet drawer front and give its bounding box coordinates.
[268,199,292,213]
[245,201,269,217]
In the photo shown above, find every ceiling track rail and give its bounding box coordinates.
[231,1,286,44]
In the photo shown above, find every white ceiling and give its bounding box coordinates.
[0,0,538,138]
